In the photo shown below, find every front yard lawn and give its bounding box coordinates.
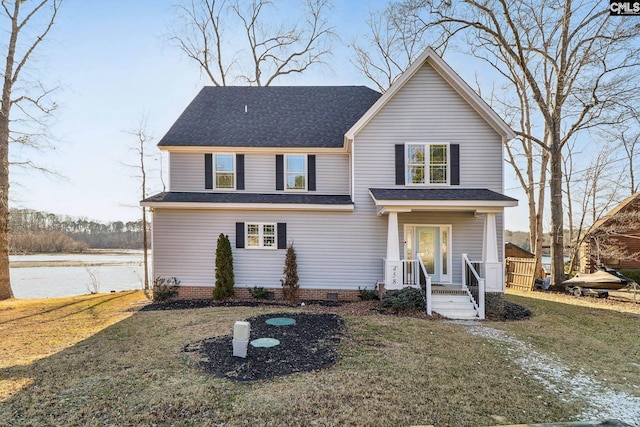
[0,290,638,426]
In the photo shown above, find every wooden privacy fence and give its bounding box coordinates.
[505,257,537,291]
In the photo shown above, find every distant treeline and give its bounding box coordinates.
[9,209,146,253]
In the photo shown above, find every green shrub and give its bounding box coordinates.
[248,286,270,300]
[152,276,180,302]
[381,287,425,311]
[620,269,640,285]
[213,233,235,300]
[281,243,299,304]
[358,287,378,301]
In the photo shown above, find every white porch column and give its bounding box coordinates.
[385,211,403,290]
[386,211,400,261]
[483,212,503,292]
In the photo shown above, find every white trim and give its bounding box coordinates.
[214,153,236,190]
[245,223,277,250]
[405,142,450,186]
[284,154,308,192]
[160,146,347,154]
[403,223,453,283]
[140,201,354,211]
[344,47,515,142]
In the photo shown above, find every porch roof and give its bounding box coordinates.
[142,192,354,211]
[369,188,518,214]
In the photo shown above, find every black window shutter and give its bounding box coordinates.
[236,154,245,190]
[236,222,245,248]
[205,154,213,189]
[275,155,284,190]
[450,144,460,186]
[395,144,405,185]
[277,223,287,249]
[308,155,316,191]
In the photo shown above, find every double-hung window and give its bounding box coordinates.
[285,155,307,191]
[215,154,235,189]
[406,143,449,185]
[246,223,276,249]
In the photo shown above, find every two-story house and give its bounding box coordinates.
[142,47,518,319]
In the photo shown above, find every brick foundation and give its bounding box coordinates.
[175,286,365,302]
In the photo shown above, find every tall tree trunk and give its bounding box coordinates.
[0,116,12,300]
[0,2,20,300]
[550,132,565,289]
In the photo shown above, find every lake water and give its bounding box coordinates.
[10,251,147,299]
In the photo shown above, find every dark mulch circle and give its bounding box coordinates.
[183,312,345,382]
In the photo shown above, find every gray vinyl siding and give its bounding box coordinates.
[152,209,386,290]
[156,61,508,292]
[343,61,506,288]
[245,154,276,193]
[169,152,349,194]
[354,62,504,197]
[316,154,350,194]
[169,153,204,191]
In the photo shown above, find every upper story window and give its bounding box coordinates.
[215,154,235,189]
[286,155,307,191]
[406,143,449,185]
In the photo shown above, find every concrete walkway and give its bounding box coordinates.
[451,321,640,425]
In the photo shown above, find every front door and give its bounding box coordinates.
[406,225,451,283]
[416,227,440,282]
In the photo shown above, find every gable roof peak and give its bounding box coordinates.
[345,47,515,141]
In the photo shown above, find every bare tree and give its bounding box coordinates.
[352,4,435,93]
[170,0,335,86]
[125,117,154,291]
[364,0,640,288]
[599,108,640,196]
[0,0,62,301]
[562,141,624,274]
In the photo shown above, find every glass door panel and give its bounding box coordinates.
[416,227,440,282]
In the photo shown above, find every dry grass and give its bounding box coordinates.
[1,290,638,426]
[500,290,640,398]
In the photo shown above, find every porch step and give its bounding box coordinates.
[431,293,478,320]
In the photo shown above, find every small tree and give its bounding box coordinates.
[213,233,234,300]
[281,243,299,304]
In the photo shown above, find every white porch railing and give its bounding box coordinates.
[462,253,485,319]
[383,257,432,315]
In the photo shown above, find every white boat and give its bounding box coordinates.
[563,268,632,296]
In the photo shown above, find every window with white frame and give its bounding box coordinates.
[406,143,449,185]
[215,154,235,189]
[285,155,306,190]
[246,223,276,249]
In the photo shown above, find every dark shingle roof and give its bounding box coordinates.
[158,86,381,148]
[143,192,353,205]
[369,188,517,202]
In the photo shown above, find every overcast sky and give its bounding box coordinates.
[9,0,529,230]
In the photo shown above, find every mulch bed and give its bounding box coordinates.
[146,296,531,381]
[183,312,345,382]
[140,299,341,311]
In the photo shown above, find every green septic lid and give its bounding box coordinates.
[250,338,280,348]
[265,317,296,326]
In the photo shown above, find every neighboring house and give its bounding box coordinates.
[505,242,535,259]
[580,192,640,273]
[142,47,518,319]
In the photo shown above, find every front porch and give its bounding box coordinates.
[370,188,518,320]
[384,254,486,319]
